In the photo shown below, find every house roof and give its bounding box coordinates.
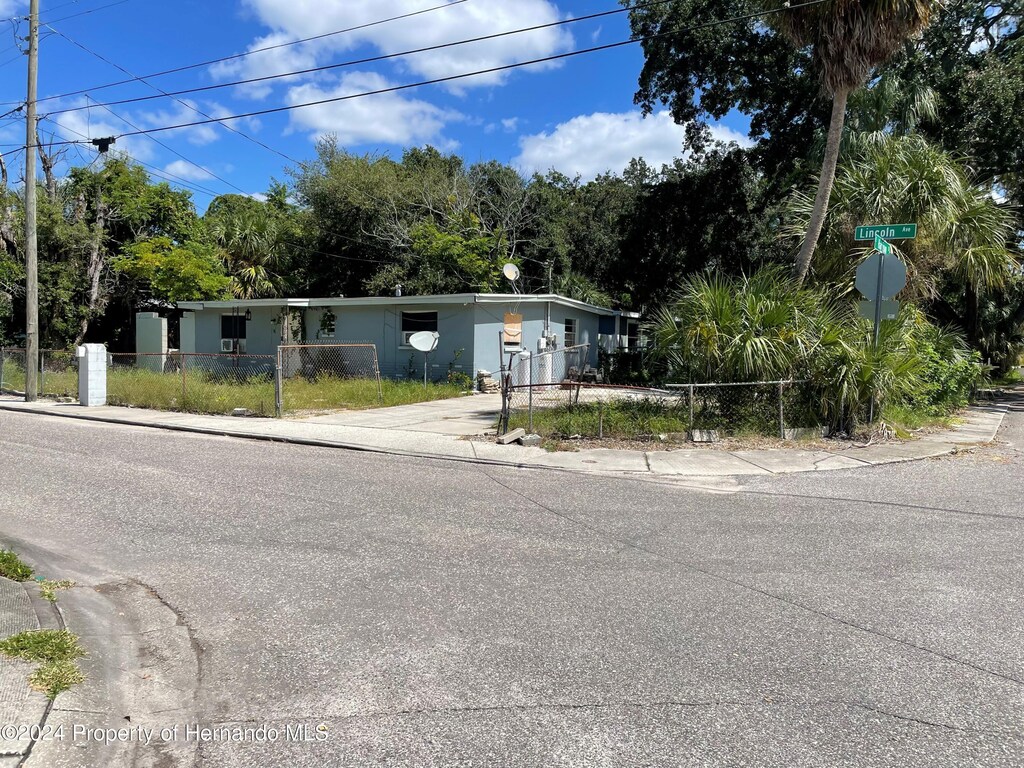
[178,293,624,316]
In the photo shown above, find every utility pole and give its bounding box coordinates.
[23,0,39,401]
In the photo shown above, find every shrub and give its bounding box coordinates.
[650,267,981,430]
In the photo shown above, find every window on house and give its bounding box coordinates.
[401,311,438,346]
[564,318,577,348]
[319,311,336,339]
[221,315,247,353]
[503,313,523,350]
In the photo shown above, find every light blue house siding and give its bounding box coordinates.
[306,301,478,379]
[177,294,619,381]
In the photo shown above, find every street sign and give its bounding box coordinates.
[873,234,893,255]
[856,252,907,300]
[858,300,900,321]
[855,223,917,241]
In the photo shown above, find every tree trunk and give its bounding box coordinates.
[793,87,850,285]
[36,129,58,201]
[965,282,980,350]
[75,187,108,346]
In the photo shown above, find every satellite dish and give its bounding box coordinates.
[409,331,439,353]
[502,263,521,282]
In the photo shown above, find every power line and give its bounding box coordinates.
[23,0,472,107]
[52,101,250,195]
[37,120,396,265]
[45,24,303,165]
[115,0,829,142]
[44,0,662,115]
[4,0,828,156]
[37,115,222,195]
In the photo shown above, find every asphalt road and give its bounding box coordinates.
[0,393,1021,767]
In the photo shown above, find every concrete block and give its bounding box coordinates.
[136,312,168,372]
[77,344,107,406]
[497,428,525,445]
[689,429,720,443]
[518,434,543,447]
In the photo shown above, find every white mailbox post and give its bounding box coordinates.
[76,344,107,407]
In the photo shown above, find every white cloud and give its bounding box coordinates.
[0,1,24,17]
[134,100,221,146]
[163,160,214,181]
[218,0,573,97]
[286,70,461,146]
[514,111,752,180]
[501,117,519,132]
[210,32,320,100]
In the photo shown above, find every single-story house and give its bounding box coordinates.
[172,293,638,379]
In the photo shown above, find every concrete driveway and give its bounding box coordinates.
[298,393,501,435]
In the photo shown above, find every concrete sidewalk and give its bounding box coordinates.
[0,396,1007,478]
[0,577,54,766]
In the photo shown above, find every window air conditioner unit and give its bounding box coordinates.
[221,339,234,353]
[402,331,416,346]
[237,339,246,354]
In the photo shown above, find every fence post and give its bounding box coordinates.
[0,346,5,391]
[275,347,284,418]
[528,350,534,433]
[778,381,785,439]
[688,384,694,434]
[497,332,508,435]
[181,352,187,407]
[39,350,45,396]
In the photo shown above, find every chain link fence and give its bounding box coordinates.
[1,348,79,400]
[107,352,276,416]
[501,359,819,440]
[0,348,28,395]
[41,349,79,399]
[277,343,383,414]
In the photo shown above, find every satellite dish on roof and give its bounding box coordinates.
[409,331,439,353]
[502,263,520,282]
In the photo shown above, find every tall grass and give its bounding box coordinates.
[283,375,464,412]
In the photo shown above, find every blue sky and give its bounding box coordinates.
[0,0,750,210]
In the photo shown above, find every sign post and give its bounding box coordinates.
[855,230,910,423]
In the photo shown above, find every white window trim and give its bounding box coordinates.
[400,311,438,348]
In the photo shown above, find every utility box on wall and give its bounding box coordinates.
[76,344,106,407]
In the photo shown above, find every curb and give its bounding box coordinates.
[0,401,1009,480]
[0,403,590,474]
[0,578,61,768]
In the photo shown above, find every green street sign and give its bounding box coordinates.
[855,223,917,241]
[874,234,893,255]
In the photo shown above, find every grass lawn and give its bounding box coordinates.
[105,368,466,417]
[5,357,467,417]
[506,393,805,440]
[283,376,466,413]
[1,359,78,397]
[507,399,692,440]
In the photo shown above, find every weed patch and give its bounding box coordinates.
[0,630,86,699]
[0,550,33,581]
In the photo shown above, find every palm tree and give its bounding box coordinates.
[208,210,285,299]
[782,133,1019,327]
[769,0,940,283]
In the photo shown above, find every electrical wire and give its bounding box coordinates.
[34,121,400,265]
[45,24,303,164]
[2,0,829,156]
[44,0,666,114]
[28,0,472,106]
